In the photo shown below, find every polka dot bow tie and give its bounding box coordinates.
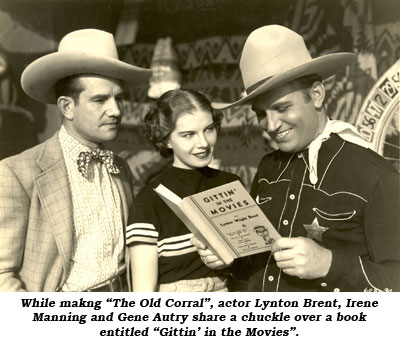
[77,148,120,178]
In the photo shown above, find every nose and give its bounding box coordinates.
[265,111,282,133]
[197,133,210,148]
[106,97,122,117]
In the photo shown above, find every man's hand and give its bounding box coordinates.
[272,237,332,279]
[190,236,232,270]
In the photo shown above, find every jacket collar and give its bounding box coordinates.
[36,131,65,171]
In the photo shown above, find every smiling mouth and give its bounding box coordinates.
[275,128,292,139]
[193,149,211,158]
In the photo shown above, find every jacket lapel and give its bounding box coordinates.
[35,132,73,279]
[113,167,133,225]
[112,160,133,291]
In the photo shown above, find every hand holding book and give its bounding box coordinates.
[154,180,281,265]
[190,236,233,269]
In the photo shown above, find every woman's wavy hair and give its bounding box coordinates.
[144,89,223,157]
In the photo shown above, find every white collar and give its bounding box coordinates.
[307,119,372,184]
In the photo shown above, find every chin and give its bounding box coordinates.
[277,145,290,153]
[190,162,207,169]
[277,141,301,153]
[193,158,212,169]
[100,133,118,142]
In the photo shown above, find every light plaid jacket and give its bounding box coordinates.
[0,131,134,291]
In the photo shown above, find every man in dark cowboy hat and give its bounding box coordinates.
[0,29,151,291]
[193,25,400,292]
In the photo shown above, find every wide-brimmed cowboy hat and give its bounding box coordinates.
[212,25,356,110]
[21,29,152,104]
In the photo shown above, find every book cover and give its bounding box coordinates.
[154,180,280,264]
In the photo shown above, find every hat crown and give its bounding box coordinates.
[58,29,118,59]
[21,28,152,104]
[240,25,312,91]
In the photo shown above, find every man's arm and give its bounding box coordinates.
[346,169,399,291]
[0,161,30,291]
[274,169,400,292]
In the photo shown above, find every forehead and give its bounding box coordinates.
[78,75,123,92]
[174,110,213,130]
[251,81,303,111]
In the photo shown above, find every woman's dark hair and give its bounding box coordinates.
[144,89,223,157]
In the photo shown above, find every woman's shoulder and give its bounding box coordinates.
[204,166,242,183]
[133,167,179,204]
[134,183,159,205]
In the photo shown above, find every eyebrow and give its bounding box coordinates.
[176,122,215,134]
[270,100,291,109]
[89,91,125,100]
[252,100,292,112]
[177,130,195,134]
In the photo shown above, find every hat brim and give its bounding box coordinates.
[21,52,152,104]
[212,52,356,110]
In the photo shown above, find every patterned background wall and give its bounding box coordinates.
[0,0,399,193]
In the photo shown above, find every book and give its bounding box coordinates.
[154,180,280,265]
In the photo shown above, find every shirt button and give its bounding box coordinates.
[283,220,289,225]
[321,282,327,287]
[297,153,302,158]
[289,194,295,200]
[334,288,340,292]
[268,276,274,281]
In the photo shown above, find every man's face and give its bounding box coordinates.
[255,227,268,238]
[65,75,124,148]
[251,82,326,153]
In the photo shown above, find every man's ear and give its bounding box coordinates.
[311,81,325,109]
[57,96,75,120]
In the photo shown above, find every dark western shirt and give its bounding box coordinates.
[248,134,400,292]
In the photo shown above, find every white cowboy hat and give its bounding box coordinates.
[212,25,356,110]
[21,29,152,104]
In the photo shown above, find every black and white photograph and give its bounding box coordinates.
[0,0,399,341]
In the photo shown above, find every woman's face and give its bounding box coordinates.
[167,109,217,169]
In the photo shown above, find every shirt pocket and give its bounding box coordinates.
[313,207,356,221]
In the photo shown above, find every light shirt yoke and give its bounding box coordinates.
[59,126,124,291]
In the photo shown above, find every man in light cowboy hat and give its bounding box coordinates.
[193,25,400,292]
[0,29,151,291]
